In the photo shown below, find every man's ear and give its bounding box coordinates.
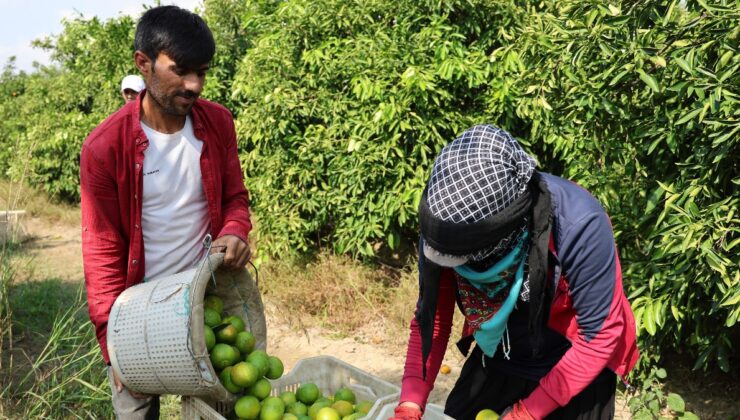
[134,51,152,76]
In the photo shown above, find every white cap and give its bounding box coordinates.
[422,240,467,267]
[120,75,145,93]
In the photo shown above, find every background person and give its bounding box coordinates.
[390,125,638,420]
[120,74,145,103]
[80,6,252,419]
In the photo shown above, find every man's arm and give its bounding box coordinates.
[80,144,128,364]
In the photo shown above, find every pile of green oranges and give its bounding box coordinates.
[233,383,373,420]
[203,295,373,420]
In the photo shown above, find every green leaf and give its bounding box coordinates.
[717,345,730,373]
[679,412,700,420]
[674,57,693,74]
[637,69,661,92]
[667,393,685,412]
[644,302,657,336]
[676,107,703,125]
[655,368,667,379]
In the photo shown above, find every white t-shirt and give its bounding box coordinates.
[140,116,211,280]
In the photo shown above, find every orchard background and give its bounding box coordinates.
[0,1,737,418]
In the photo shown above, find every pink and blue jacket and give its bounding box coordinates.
[400,173,639,419]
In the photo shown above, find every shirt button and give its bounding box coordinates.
[135,163,141,170]
[135,224,140,229]
[134,193,138,199]
[132,259,138,265]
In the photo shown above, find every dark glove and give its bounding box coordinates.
[501,401,535,420]
[389,404,423,420]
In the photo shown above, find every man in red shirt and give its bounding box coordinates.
[80,6,251,419]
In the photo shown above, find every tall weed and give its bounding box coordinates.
[0,288,112,419]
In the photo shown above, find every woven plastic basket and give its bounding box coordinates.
[181,356,401,420]
[107,252,266,402]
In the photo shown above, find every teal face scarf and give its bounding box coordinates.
[454,231,529,358]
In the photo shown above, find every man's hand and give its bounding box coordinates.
[111,369,149,400]
[389,402,423,420]
[210,235,251,269]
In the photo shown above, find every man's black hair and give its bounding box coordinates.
[134,5,215,69]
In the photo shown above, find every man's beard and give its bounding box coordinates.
[148,72,198,116]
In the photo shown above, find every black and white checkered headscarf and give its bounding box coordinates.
[416,124,555,377]
[425,125,537,262]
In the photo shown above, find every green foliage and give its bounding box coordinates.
[0,285,113,418]
[232,0,501,255]
[0,14,138,200]
[626,356,699,419]
[230,0,739,375]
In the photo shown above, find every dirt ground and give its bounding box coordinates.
[15,213,737,419]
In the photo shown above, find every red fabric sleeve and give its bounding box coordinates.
[400,269,456,409]
[523,289,625,418]
[523,216,627,419]
[215,113,251,243]
[80,144,128,364]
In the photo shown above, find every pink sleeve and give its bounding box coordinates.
[523,268,629,418]
[399,270,456,409]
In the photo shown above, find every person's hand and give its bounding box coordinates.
[501,401,535,420]
[210,235,251,269]
[111,369,149,400]
[388,402,423,420]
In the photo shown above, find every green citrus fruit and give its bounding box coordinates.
[296,383,321,405]
[475,409,500,420]
[266,356,284,379]
[247,378,272,400]
[297,416,311,420]
[307,400,331,419]
[204,295,225,314]
[204,325,216,351]
[204,308,222,328]
[333,388,355,404]
[354,401,373,415]
[315,407,340,420]
[280,391,297,406]
[219,367,243,394]
[235,395,261,420]
[216,324,239,344]
[283,414,299,420]
[230,345,243,365]
[263,396,286,412]
[235,331,257,354]
[211,343,239,370]
[223,315,247,332]
[286,401,308,416]
[246,350,270,377]
[260,404,284,420]
[231,361,260,388]
[330,401,353,418]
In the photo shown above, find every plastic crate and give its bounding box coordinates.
[182,356,401,419]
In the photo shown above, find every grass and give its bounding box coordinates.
[0,280,112,419]
[257,253,422,347]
